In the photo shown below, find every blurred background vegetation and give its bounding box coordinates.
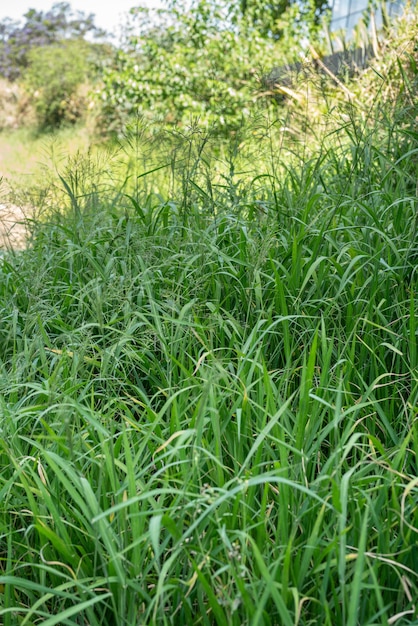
[0,0,409,137]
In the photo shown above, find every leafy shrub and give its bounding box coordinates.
[95,2,302,137]
[23,40,97,130]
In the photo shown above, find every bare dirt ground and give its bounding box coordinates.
[0,203,30,250]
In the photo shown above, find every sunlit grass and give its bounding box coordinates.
[0,125,95,187]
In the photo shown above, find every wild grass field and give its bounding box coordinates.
[0,10,417,626]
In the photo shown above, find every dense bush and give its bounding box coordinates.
[96,1,307,137]
[23,39,102,131]
[237,0,330,39]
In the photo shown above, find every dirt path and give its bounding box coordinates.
[0,203,29,250]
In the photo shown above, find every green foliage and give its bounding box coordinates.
[0,2,102,81]
[240,0,330,39]
[0,1,110,132]
[96,2,296,137]
[23,40,99,131]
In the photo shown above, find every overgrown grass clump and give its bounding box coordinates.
[0,20,417,626]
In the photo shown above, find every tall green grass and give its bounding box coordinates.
[0,18,417,626]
